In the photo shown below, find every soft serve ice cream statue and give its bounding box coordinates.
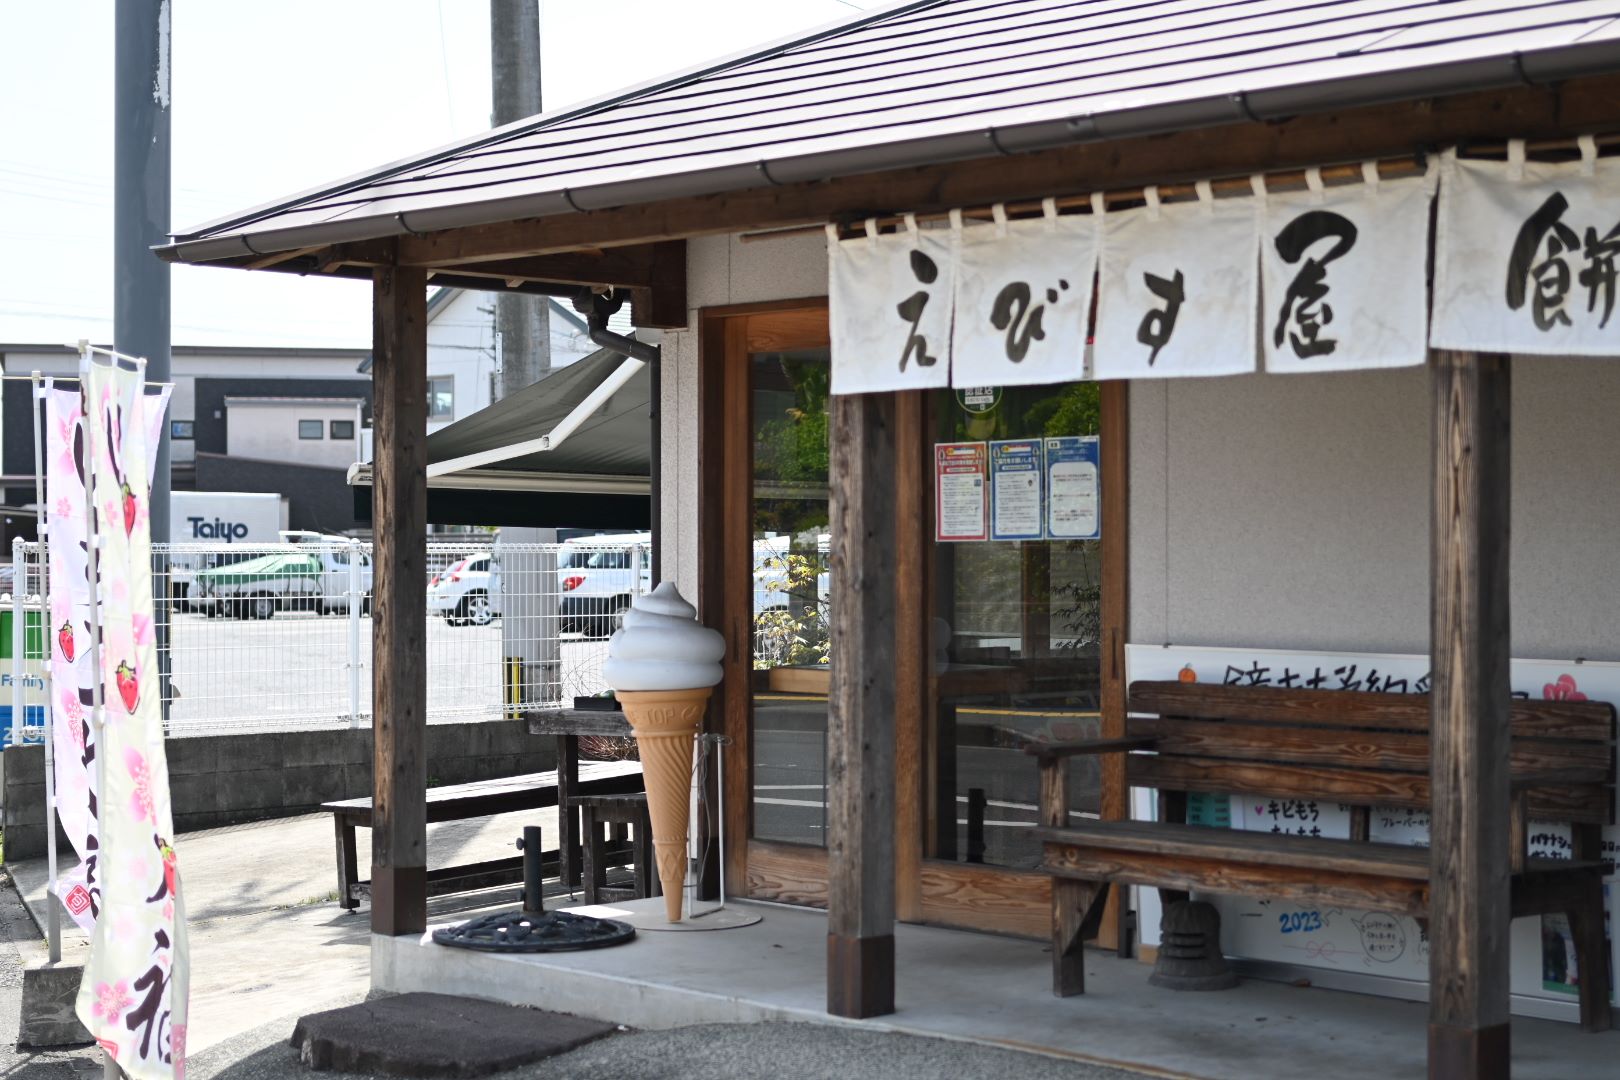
[601,583,724,920]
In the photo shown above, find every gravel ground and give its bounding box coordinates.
[187,1011,1152,1080]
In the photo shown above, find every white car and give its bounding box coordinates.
[558,533,652,636]
[427,554,500,626]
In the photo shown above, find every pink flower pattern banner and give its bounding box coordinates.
[69,360,188,1079]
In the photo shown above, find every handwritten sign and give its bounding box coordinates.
[1093,185,1258,380]
[952,206,1096,388]
[828,218,955,394]
[1433,141,1620,355]
[1260,169,1434,374]
[934,442,988,542]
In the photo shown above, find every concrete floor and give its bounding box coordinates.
[6,807,560,1055]
[379,897,1618,1080]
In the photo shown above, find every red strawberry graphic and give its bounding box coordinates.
[58,621,75,662]
[121,482,136,536]
[160,841,178,895]
[115,661,139,713]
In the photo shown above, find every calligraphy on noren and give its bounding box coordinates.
[1273,211,1358,358]
[1506,191,1620,332]
[897,248,941,371]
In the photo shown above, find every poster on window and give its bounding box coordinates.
[1093,186,1259,380]
[988,439,1043,541]
[1260,169,1435,374]
[828,219,955,395]
[1127,643,1619,1016]
[1044,435,1099,540]
[1432,142,1620,355]
[935,442,988,542]
[952,206,1096,388]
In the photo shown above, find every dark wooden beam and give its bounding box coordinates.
[1427,350,1512,1080]
[826,392,897,1019]
[368,76,1620,267]
[370,262,430,937]
[627,240,688,329]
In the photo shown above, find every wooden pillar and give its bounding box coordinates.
[370,263,429,937]
[1428,350,1512,1080]
[826,391,897,1019]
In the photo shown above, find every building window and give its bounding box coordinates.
[428,377,455,420]
[170,420,195,440]
[298,419,324,440]
[330,419,355,440]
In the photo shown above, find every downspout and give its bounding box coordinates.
[582,292,661,583]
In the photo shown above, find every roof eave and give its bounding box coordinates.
[154,37,1620,267]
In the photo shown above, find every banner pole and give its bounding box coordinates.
[10,539,23,749]
[81,351,112,1056]
[31,372,61,963]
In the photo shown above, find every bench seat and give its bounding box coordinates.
[1030,680,1615,1032]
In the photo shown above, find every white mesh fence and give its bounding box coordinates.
[5,537,651,740]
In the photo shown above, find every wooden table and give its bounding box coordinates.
[524,708,636,890]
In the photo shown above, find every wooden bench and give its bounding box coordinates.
[322,760,644,909]
[1029,680,1615,1031]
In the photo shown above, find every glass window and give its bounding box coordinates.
[298,419,323,440]
[427,377,455,419]
[170,420,195,440]
[330,419,355,440]
[927,382,1104,871]
[750,348,832,848]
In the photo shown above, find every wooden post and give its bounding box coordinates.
[826,391,897,1019]
[1428,350,1512,1080]
[371,263,429,937]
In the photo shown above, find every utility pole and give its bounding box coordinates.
[491,1,559,748]
[491,0,550,399]
[115,0,171,538]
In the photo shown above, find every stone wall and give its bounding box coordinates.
[1,719,555,862]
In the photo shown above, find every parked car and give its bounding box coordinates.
[427,554,501,626]
[190,538,372,619]
[558,533,652,636]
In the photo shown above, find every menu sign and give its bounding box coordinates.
[935,442,988,542]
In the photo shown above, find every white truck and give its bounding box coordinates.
[189,533,372,619]
[168,492,289,608]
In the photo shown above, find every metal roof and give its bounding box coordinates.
[164,0,1620,263]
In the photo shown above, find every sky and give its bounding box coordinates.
[0,0,874,350]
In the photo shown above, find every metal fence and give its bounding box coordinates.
[5,538,651,739]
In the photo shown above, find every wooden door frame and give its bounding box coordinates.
[698,299,1128,939]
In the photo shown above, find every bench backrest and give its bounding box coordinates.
[1125,681,1616,825]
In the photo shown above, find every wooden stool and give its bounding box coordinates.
[574,793,658,904]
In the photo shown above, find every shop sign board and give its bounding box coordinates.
[1126,643,1619,1015]
[934,442,988,542]
[988,440,1043,542]
[1044,435,1100,541]
[1433,142,1620,355]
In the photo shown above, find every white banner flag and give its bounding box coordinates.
[76,358,188,1080]
[1093,184,1258,379]
[1260,167,1435,374]
[950,201,1097,388]
[828,217,954,395]
[44,382,169,934]
[1432,140,1620,354]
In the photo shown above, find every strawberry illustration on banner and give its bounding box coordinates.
[71,358,187,1080]
[43,378,170,939]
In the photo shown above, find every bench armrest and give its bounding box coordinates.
[1025,737,1156,764]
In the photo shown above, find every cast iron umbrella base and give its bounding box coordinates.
[433,909,636,953]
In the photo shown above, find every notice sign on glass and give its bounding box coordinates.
[1045,435,1100,540]
[989,440,1043,541]
[935,442,988,542]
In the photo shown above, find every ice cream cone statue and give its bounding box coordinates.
[602,583,724,921]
